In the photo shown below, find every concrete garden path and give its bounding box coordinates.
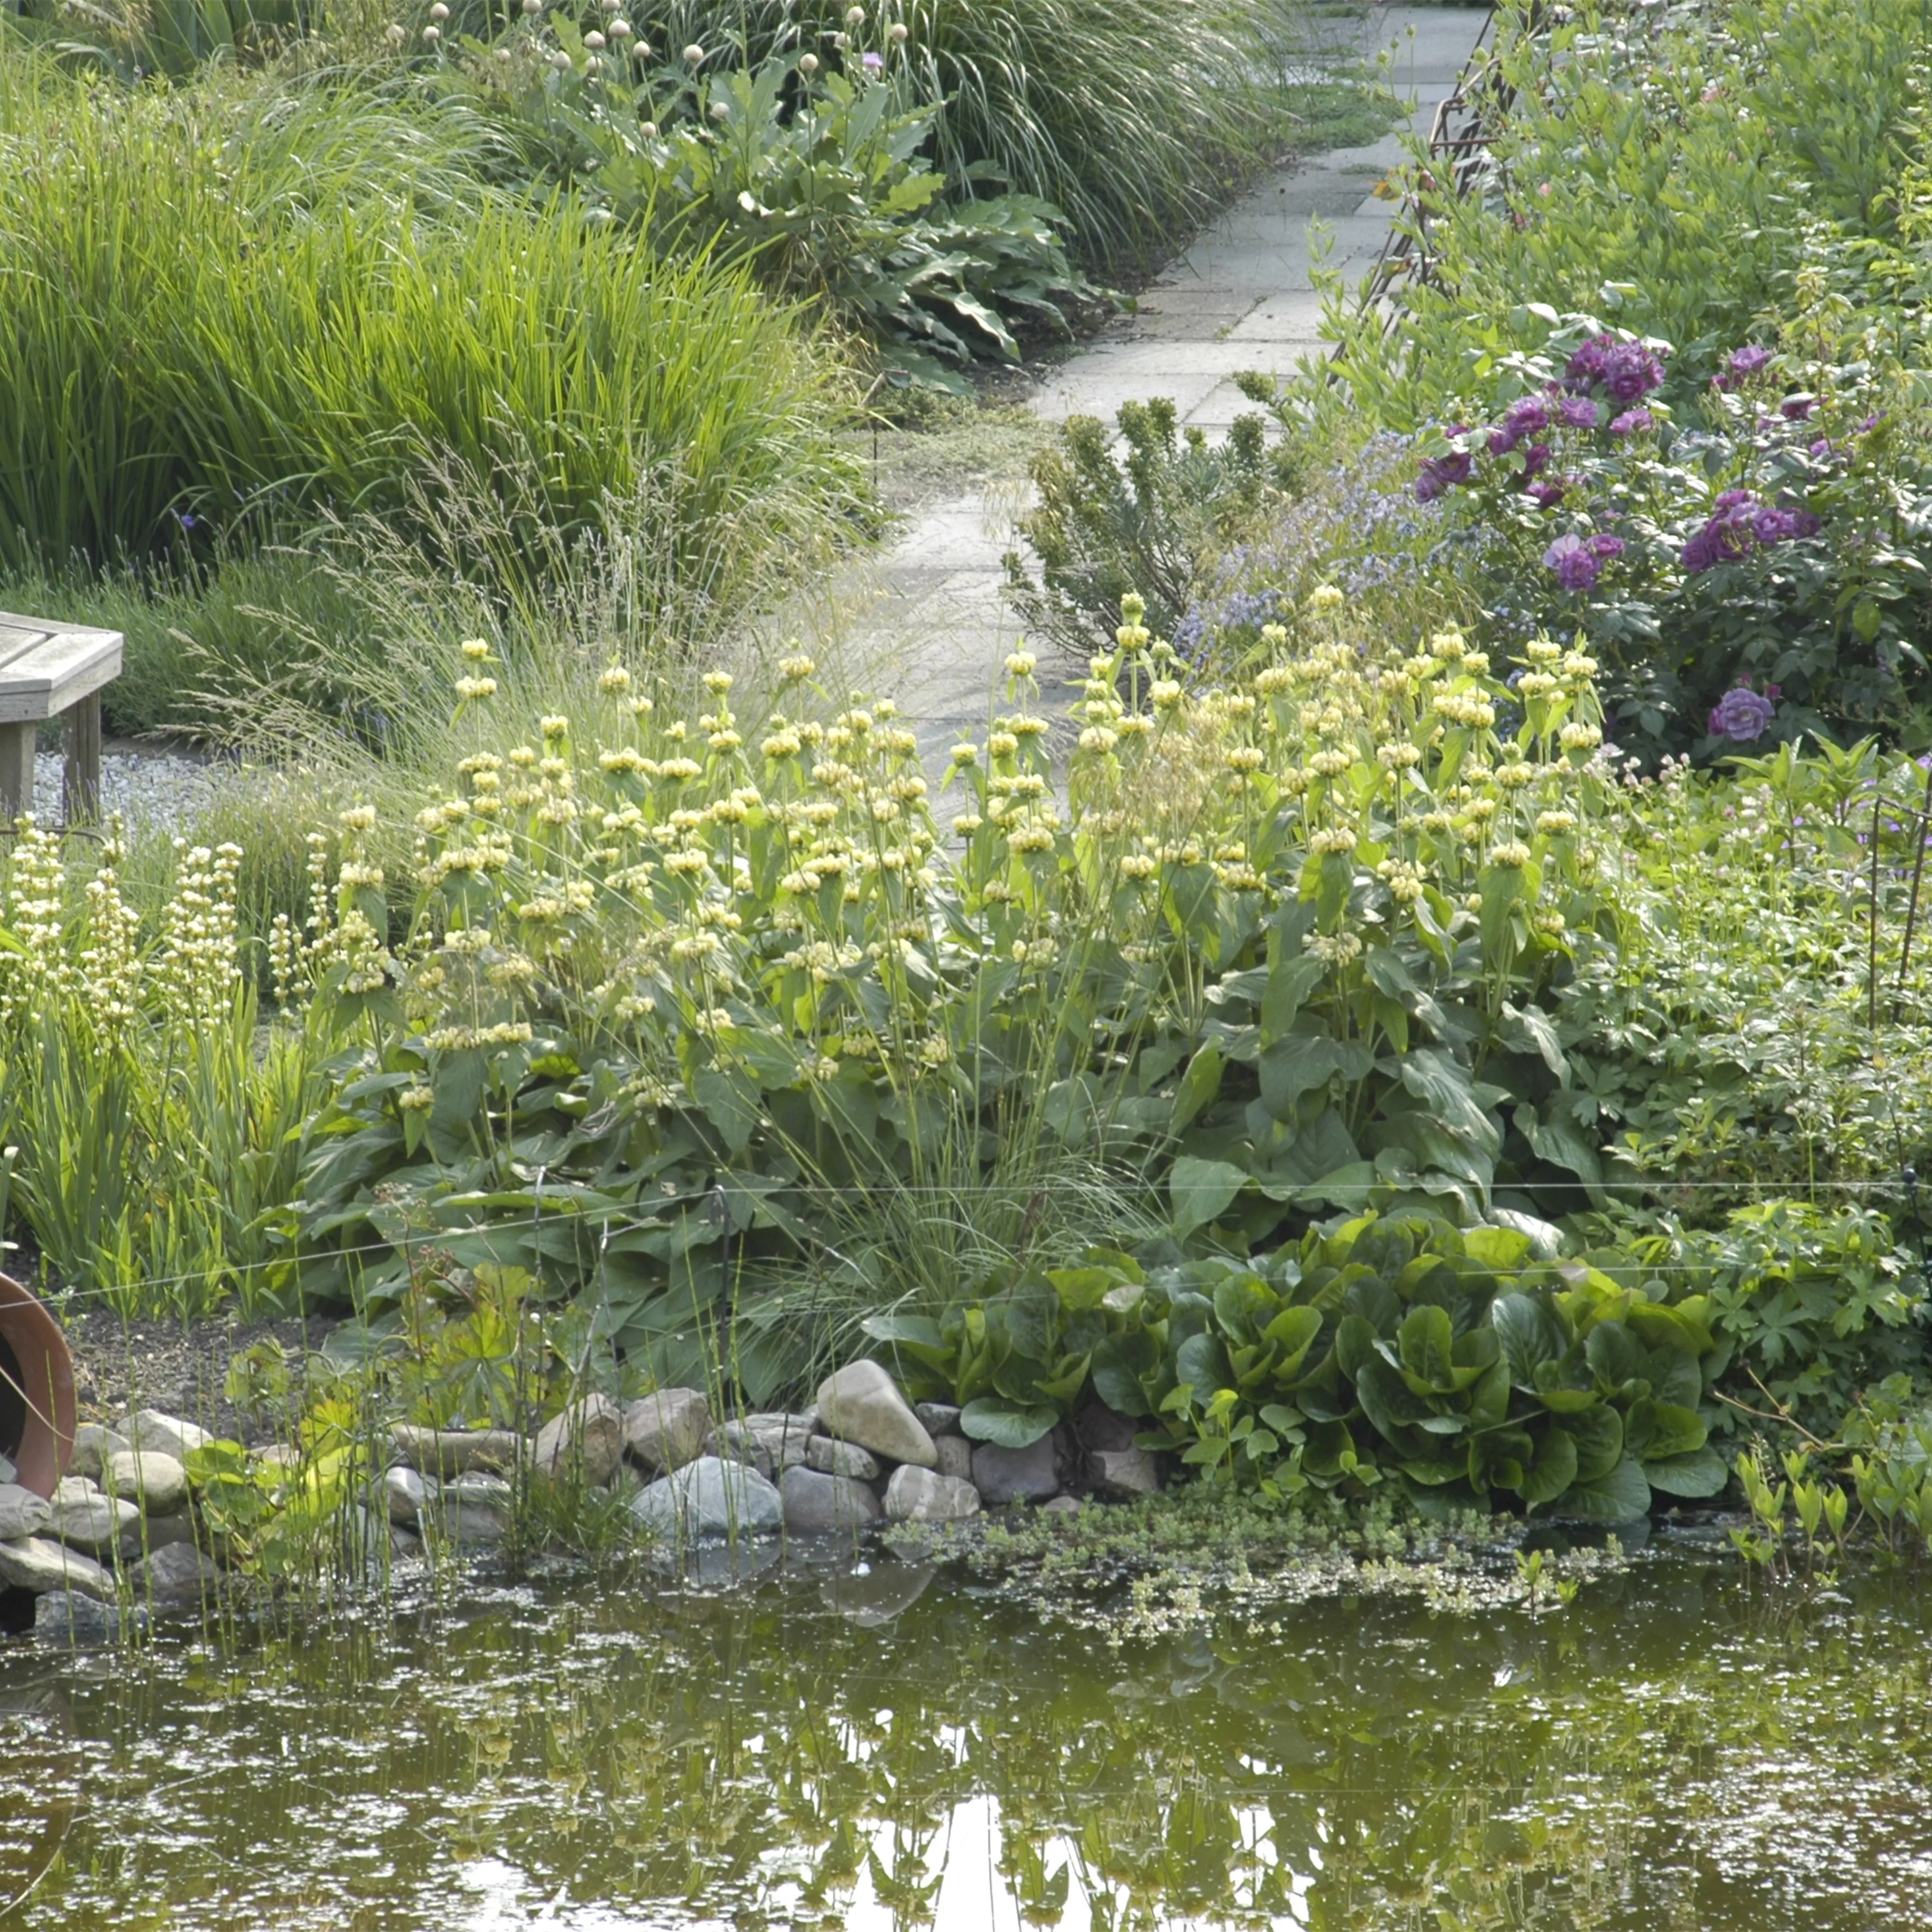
[850,3,1490,762]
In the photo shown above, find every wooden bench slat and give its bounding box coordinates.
[0,622,124,725]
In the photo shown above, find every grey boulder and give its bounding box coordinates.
[805,1436,881,1481]
[434,1472,513,1546]
[126,1409,212,1463]
[49,1489,139,1553]
[882,1466,980,1523]
[932,1435,974,1482]
[817,1362,937,1469]
[1089,1448,1161,1498]
[129,1541,222,1606]
[35,1589,145,1648]
[0,1482,51,1542]
[630,1455,782,1542]
[103,1450,188,1516]
[914,1402,963,1436]
[0,1534,113,1599]
[971,1436,1059,1506]
[622,1388,711,1473]
[66,1423,130,1481]
[533,1394,624,1487]
[781,1465,883,1536]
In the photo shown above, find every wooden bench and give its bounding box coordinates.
[0,615,123,825]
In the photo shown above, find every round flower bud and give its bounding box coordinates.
[799,50,819,72]
[639,119,657,134]
[682,41,704,61]
[428,2,448,18]
[421,23,439,41]
[888,19,907,40]
[520,0,540,12]
[709,99,729,120]
[609,16,630,34]
[494,44,511,58]
[550,49,571,68]
[384,21,404,42]
[583,29,604,47]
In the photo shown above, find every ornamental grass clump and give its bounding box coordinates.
[273,592,1619,1398]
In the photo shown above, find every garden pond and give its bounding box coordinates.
[3,1530,1932,1931]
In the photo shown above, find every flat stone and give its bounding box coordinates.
[1089,1448,1162,1498]
[53,1475,96,1504]
[390,1425,524,1476]
[781,1465,883,1536]
[816,1362,937,1469]
[971,1437,1059,1506]
[932,1435,975,1483]
[67,1422,129,1481]
[384,1465,430,1526]
[883,1466,980,1523]
[703,1422,772,1479]
[129,1541,222,1606]
[914,1402,963,1435]
[629,1455,782,1543]
[1040,1494,1085,1516]
[622,1389,711,1473]
[125,1409,211,1463]
[102,1450,187,1516]
[256,1444,301,1470]
[0,1482,51,1542]
[35,1588,144,1647]
[805,1436,881,1481]
[0,1534,113,1599]
[48,1490,138,1553]
[532,1394,624,1487]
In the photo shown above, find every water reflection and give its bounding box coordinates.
[4,1537,1932,1931]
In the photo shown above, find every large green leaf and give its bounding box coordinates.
[1643,1445,1731,1499]
[1518,1424,1579,1505]
[1396,1304,1457,1392]
[959,1396,1058,1448]
[1494,1292,1569,1391]
[1624,1398,1706,1462]
[1263,1304,1325,1380]
[1169,1156,1247,1239]
[1537,1454,1650,1523]
[1566,1404,1625,1481]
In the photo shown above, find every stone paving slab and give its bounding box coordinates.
[852,2,1493,760]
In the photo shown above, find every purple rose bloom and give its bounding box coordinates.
[1556,396,1601,430]
[1526,478,1569,510]
[1726,344,1774,384]
[1414,428,1473,501]
[1544,533,1601,592]
[1609,407,1654,436]
[1602,341,1667,402]
[1563,336,1613,392]
[1709,685,1776,741]
[1520,442,1552,480]
[1752,507,1799,543]
[1781,395,1816,421]
[1681,526,1724,573]
[1712,488,1757,513]
[1808,436,1837,460]
[1790,508,1822,537]
[1588,533,1626,560]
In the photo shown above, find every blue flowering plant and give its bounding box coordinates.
[1406,313,1932,760]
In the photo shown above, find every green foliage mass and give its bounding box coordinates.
[0,54,862,598]
[869,1209,1728,1521]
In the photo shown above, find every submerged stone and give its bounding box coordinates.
[129,1542,222,1607]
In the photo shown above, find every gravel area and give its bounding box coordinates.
[60,1310,341,1447]
[31,745,228,832]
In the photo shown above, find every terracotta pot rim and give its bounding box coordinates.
[0,1271,77,1499]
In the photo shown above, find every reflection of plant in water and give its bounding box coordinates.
[27,1555,1932,1932]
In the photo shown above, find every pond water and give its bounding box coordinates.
[3,1532,1932,1931]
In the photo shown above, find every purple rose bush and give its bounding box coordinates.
[1402,317,1929,757]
